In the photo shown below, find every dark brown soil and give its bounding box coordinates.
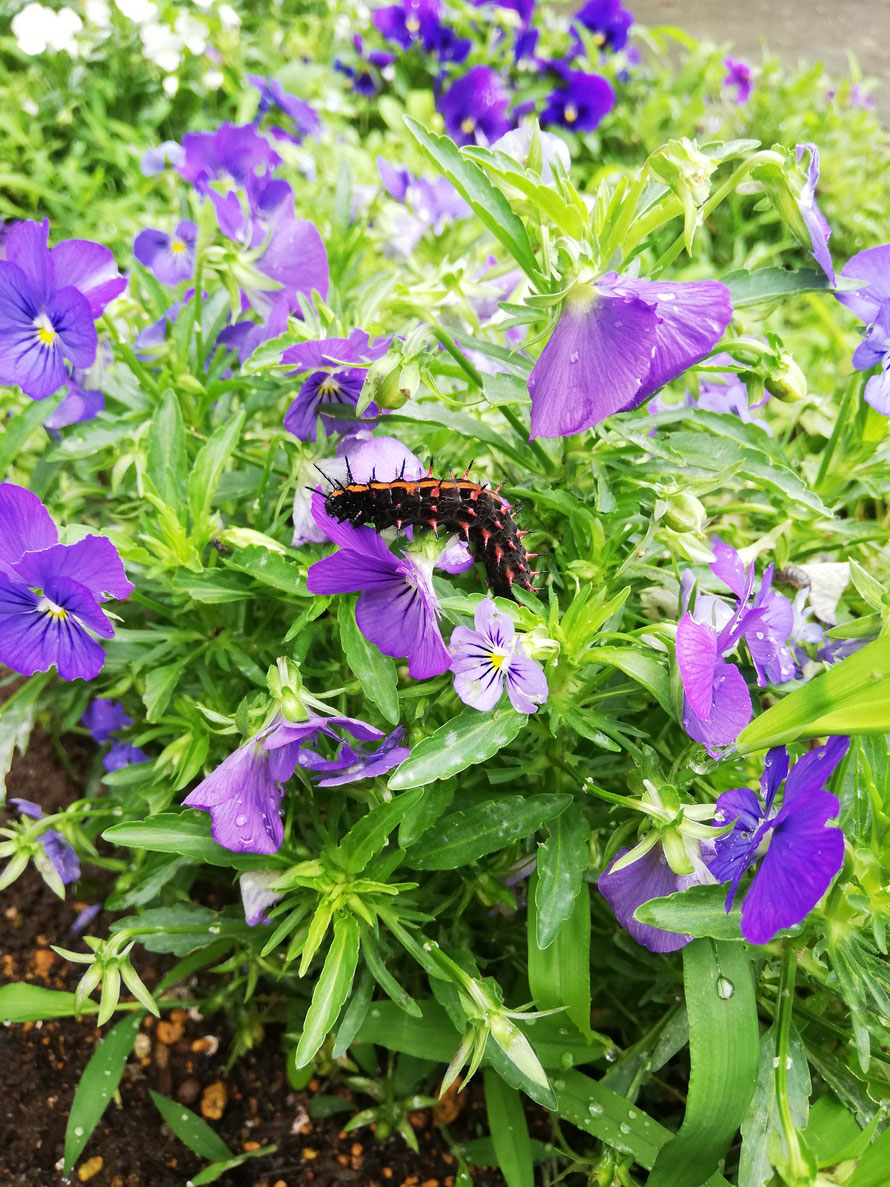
[0,725,509,1187]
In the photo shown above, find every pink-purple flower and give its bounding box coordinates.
[0,219,125,401]
[834,244,890,414]
[0,483,133,682]
[133,220,197,286]
[707,739,849,944]
[723,57,753,104]
[282,330,392,441]
[449,598,547,713]
[527,275,733,438]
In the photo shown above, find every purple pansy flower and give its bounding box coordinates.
[834,244,890,414]
[796,143,835,285]
[649,353,772,431]
[292,432,402,547]
[449,598,548,714]
[42,381,104,432]
[140,140,184,175]
[133,220,197,286]
[709,537,795,687]
[184,715,408,854]
[528,275,733,438]
[0,483,133,682]
[0,219,125,401]
[104,742,149,772]
[707,740,849,944]
[178,122,282,188]
[540,68,615,131]
[294,725,410,787]
[282,330,392,441]
[373,0,442,49]
[723,57,753,104]
[307,486,459,680]
[247,74,321,143]
[335,36,396,96]
[439,66,512,146]
[376,158,469,254]
[572,0,633,51]
[82,697,132,743]
[10,798,80,888]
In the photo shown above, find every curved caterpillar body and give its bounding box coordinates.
[324,476,536,599]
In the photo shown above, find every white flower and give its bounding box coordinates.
[492,126,572,184]
[218,4,241,28]
[12,3,82,56]
[115,0,157,21]
[85,0,112,29]
[141,20,183,71]
[203,69,224,90]
[162,74,179,97]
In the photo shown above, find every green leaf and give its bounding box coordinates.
[528,872,591,1039]
[0,391,64,474]
[294,914,361,1067]
[146,389,188,513]
[187,1146,277,1185]
[481,372,531,406]
[403,116,542,283]
[738,1023,810,1187]
[187,409,246,545]
[388,706,528,790]
[149,1091,232,1162]
[649,940,759,1187]
[337,599,400,725]
[63,1013,143,1174]
[405,793,572,869]
[398,781,455,847]
[142,659,186,723]
[483,1070,534,1187]
[722,266,838,307]
[634,883,744,941]
[803,1094,871,1166]
[336,788,423,874]
[102,811,287,870]
[737,635,890,752]
[109,905,250,955]
[589,646,674,715]
[534,805,590,949]
[849,1124,890,1187]
[226,545,307,597]
[0,671,50,802]
[0,983,98,1022]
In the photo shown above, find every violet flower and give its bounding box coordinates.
[104,742,149,772]
[307,492,457,680]
[282,329,392,441]
[527,275,733,438]
[649,353,772,431]
[449,598,547,713]
[439,66,512,146]
[335,36,396,96]
[834,244,890,414]
[140,140,184,175]
[373,0,443,49]
[376,158,469,254]
[723,57,753,104]
[599,841,713,954]
[178,122,281,188]
[707,740,849,944]
[10,798,80,889]
[0,219,125,400]
[572,0,633,51]
[796,143,835,285]
[0,483,133,682]
[247,74,320,144]
[133,220,197,286]
[295,725,410,787]
[82,697,132,743]
[42,379,104,432]
[540,68,615,131]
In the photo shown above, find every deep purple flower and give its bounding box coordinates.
[541,68,615,131]
[282,330,392,441]
[834,245,890,414]
[439,66,512,146]
[82,697,132,743]
[140,140,184,175]
[573,0,633,51]
[104,742,149,772]
[10,798,80,887]
[0,483,133,682]
[335,35,396,96]
[723,57,752,104]
[133,220,197,286]
[528,275,733,438]
[449,598,547,713]
[294,725,409,786]
[599,841,712,954]
[707,740,849,944]
[373,0,443,50]
[179,123,281,189]
[247,74,320,144]
[307,493,454,680]
[184,715,406,854]
[0,220,124,401]
[796,144,835,285]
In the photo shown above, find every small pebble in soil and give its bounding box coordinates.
[200,1080,227,1120]
[177,1077,201,1104]
[77,1155,103,1181]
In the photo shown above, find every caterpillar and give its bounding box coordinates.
[323,466,539,599]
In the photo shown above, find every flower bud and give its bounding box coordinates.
[763,348,807,402]
[664,493,708,534]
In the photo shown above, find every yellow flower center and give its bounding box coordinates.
[33,313,56,347]
[170,237,186,254]
[564,103,578,124]
[405,14,420,31]
[318,375,342,396]
[489,649,509,672]
[460,117,476,135]
[593,31,606,46]
[37,596,68,620]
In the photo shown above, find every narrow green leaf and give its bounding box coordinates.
[64,1014,143,1173]
[102,811,287,870]
[336,788,423,874]
[0,391,63,474]
[483,1070,534,1187]
[109,905,250,955]
[403,116,542,282]
[528,872,591,1039]
[338,599,400,725]
[634,882,744,941]
[146,389,188,513]
[649,940,759,1187]
[405,793,572,869]
[187,1146,277,1185]
[294,914,361,1067]
[534,805,590,949]
[590,646,674,716]
[361,930,422,1017]
[738,1023,810,1187]
[149,1091,232,1162]
[332,968,375,1058]
[389,706,528,791]
[226,545,307,596]
[0,982,98,1022]
[142,659,186,723]
[398,781,455,847]
[481,372,531,406]
[0,671,50,802]
[848,1124,890,1187]
[722,266,838,307]
[187,409,246,542]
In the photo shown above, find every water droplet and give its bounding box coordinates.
[552,1078,566,1091]
[588,1102,603,1116]
[716,977,734,999]
[208,925,221,934]
[103,1069,111,1076]
[772,1056,780,1069]
[560,1051,574,1068]
[235,814,247,827]
[786,1055,793,1070]
[73,1126,84,1137]
[627,1107,638,1119]
[370,1008,381,1018]
[604,1046,618,1063]
[181,1112,190,1122]
[619,1122,631,1135]
[569,350,580,364]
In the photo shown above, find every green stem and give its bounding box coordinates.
[101,316,160,397]
[816,372,860,489]
[775,943,805,1180]
[500,404,551,471]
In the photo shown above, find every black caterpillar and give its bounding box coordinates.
[323,467,539,599]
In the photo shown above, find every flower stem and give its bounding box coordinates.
[775,943,806,1181]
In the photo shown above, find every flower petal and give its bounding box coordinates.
[782,736,850,805]
[13,535,133,601]
[682,659,752,756]
[183,740,284,855]
[504,651,548,713]
[0,483,58,574]
[836,244,890,323]
[599,844,696,954]
[356,573,450,679]
[51,238,126,317]
[676,612,718,720]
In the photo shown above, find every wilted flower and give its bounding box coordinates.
[527,274,733,438]
[723,57,752,104]
[541,67,615,131]
[0,483,133,682]
[449,598,547,713]
[282,330,392,441]
[289,724,409,786]
[796,143,835,284]
[707,740,849,944]
[133,219,197,285]
[240,869,283,926]
[834,244,890,414]
[439,66,512,146]
[9,799,79,893]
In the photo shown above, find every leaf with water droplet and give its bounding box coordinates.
[64,1013,143,1174]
